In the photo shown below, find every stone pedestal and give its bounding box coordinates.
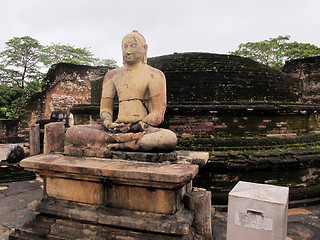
[226,181,289,240]
[11,151,212,239]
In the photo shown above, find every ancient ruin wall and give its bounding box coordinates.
[21,63,111,128]
[283,56,320,103]
[42,63,111,119]
[0,119,19,143]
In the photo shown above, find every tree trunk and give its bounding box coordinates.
[21,65,27,89]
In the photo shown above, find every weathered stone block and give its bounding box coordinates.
[105,184,182,214]
[185,188,212,239]
[45,177,103,205]
[29,124,40,156]
[44,122,65,154]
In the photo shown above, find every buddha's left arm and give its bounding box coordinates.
[141,69,166,128]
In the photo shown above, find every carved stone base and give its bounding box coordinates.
[11,152,212,239]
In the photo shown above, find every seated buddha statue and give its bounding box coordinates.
[65,31,177,152]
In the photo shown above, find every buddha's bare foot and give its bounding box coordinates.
[107,139,141,151]
[107,143,126,151]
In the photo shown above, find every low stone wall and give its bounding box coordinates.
[195,147,320,205]
[0,119,20,143]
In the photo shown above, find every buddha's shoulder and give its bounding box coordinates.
[146,65,165,78]
[104,67,124,79]
[109,67,125,74]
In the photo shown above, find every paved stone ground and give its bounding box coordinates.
[0,178,43,240]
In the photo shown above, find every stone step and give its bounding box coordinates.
[29,198,194,235]
[10,213,195,240]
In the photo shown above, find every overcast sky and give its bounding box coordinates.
[1,0,320,65]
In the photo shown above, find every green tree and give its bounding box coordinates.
[41,43,117,67]
[0,84,24,118]
[42,43,94,66]
[0,36,43,88]
[93,58,118,68]
[230,35,320,71]
[0,36,118,119]
[0,36,118,90]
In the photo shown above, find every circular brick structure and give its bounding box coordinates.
[148,53,320,205]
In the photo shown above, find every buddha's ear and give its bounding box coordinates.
[143,44,148,64]
[143,54,147,64]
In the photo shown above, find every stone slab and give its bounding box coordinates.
[0,179,42,197]
[44,122,65,154]
[0,181,42,229]
[29,198,194,235]
[11,213,196,240]
[20,153,199,189]
[29,124,40,156]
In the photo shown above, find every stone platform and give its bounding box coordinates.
[11,151,212,239]
[2,179,320,240]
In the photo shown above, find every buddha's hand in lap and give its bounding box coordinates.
[103,121,145,133]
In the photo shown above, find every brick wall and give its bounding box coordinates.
[283,56,320,103]
[21,63,112,128]
[0,119,19,143]
[148,53,301,103]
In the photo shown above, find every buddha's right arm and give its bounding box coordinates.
[100,70,117,127]
[100,98,114,126]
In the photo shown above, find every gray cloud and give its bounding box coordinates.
[1,0,319,65]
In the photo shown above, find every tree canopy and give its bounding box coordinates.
[41,43,117,68]
[0,36,117,119]
[230,35,320,71]
[0,36,43,89]
[0,36,117,89]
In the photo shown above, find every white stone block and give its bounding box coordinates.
[227,181,289,240]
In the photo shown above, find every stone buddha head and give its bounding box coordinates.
[122,30,148,65]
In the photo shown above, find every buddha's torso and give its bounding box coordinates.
[113,66,151,123]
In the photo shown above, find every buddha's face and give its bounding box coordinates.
[122,34,147,65]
